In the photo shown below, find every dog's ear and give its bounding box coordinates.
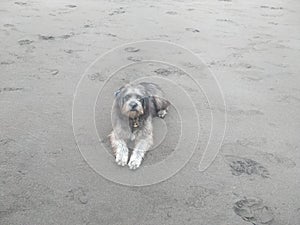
[114,86,124,98]
[114,84,131,97]
[141,96,150,117]
[114,89,121,97]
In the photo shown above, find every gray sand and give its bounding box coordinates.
[1,0,300,224]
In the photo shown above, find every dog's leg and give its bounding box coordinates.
[128,138,153,170]
[109,131,129,166]
[128,119,153,170]
[152,96,170,119]
[157,109,168,118]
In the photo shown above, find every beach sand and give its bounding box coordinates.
[1,0,300,224]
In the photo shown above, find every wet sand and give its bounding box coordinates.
[1,0,300,224]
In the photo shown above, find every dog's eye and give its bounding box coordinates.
[124,95,130,101]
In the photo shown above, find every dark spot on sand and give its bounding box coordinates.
[166,11,178,15]
[39,35,55,40]
[185,28,200,33]
[261,5,283,10]
[60,35,71,39]
[0,87,24,93]
[124,47,140,52]
[217,18,232,22]
[1,60,15,65]
[127,56,142,62]
[14,2,27,6]
[234,198,274,224]
[154,68,172,76]
[88,72,106,82]
[84,24,93,28]
[3,24,14,27]
[64,49,73,54]
[268,22,278,25]
[0,138,15,145]
[109,7,126,16]
[18,39,34,45]
[225,155,270,178]
[59,33,74,39]
[270,6,283,10]
[65,5,77,8]
[106,33,117,37]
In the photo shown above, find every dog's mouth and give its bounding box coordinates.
[127,110,143,119]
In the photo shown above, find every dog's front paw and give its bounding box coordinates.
[128,153,143,170]
[157,110,167,118]
[115,146,129,166]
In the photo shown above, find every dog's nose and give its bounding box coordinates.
[129,102,138,109]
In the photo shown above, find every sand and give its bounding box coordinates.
[1,0,300,224]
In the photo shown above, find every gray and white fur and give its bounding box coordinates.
[109,82,170,169]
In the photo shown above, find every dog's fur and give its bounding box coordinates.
[109,82,170,169]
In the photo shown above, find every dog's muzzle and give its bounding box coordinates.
[129,101,138,111]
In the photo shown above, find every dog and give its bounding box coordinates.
[109,82,170,169]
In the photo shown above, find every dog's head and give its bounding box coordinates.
[114,83,149,119]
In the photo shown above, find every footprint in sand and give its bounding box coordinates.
[14,2,27,6]
[109,7,126,16]
[64,49,74,54]
[39,35,55,40]
[3,24,14,28]
[87,72,106,82]
[225,155,270,178]
[166,11,178,15]
[65,187,88,205]
[1,60,15,65]
[154,67,186,77]
[185,27,200,33]
[262,152,296,168]
[105,33,117,37]
[58,33,75,39]
[260,5,283,10]
[127,56,142,62]
[65,5,77,8]
[18,39,34,45]
[0,138,15,145]
[154,68,172,76]
[39,33,74,41]
[124,47,140,53]
[83,24,93,28]
[0,87,24,93]
[234,198,274,225]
